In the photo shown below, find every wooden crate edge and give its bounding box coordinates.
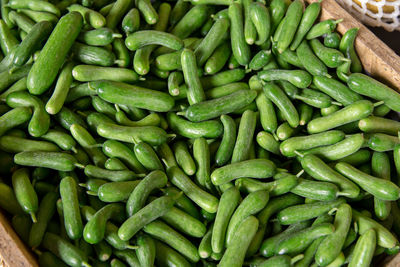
[0,212,38,267]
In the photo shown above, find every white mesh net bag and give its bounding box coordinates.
[336,0,400,31]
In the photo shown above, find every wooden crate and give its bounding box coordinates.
[0,0,400,266]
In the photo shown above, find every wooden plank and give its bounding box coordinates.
[0,212,38,267]
[307,0,400,90]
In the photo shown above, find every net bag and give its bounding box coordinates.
[336,0,400,31]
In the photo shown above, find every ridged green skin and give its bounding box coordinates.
[90,80,174,112]
[290,1,321,50]
[194,18,230,66]
[38,252,68,267]
[229,2,251,66]
[181,48,205,104]
[126,170,167,216]
[46,61,75,115]
[60,176,83,240]
[67,4,105,28]
[12,168,38,222]
[297,40,328,77]
[136,233,156,267]
[260,220,311,257]
[215,115,237,166]
[231,109,257,163]
[291,179,339,201]
[235,175,298,196]
[161,206,206,238]
[144,220,200,262]
[276,0,303,53]
[276,223,335,255]
[40,129,77,152]
[0,135,59,153]
[1,0,15,29]
[303,133,364,161]
[335,162,400,201]
[14,151,78,171]
[348,73,400,112]
[324,32,341,48]
[0,182,24,215]
[136,0,158,25]
[19,9,58,24]
[352,209,397,248]
[309,38,345,68]
[256,131,280,155]
[315,203,352,266]
[211,159,276,185]
[259,69,312,89]
[72,65,139,83]
[97,122,169,146]
[27,12,83,95]
[8,11,35,32]
[280,130,345,157]
[125,30,184,51]
[167,166,219,213]
[171,5,212,39]
[339,28,362,73]
[306,19,339,40]
[84,165,142,181]
[43,233,90,267]
[163,187,200,219]
[29,192,59,247]
[122,8,140,34]
[12,21,53,68]
[249,50,272,70]
[201,69,246,89]
[193,137,211,187]
[0,76,27,101]
[212,186,240,253]
[98,181,141,203]
[0,107,32,137]
[340,149,371,166]
[313,76,363,106]
[118,195,177,240]
[6,90,50,137]
[116,112,160,128]
[258,255,291,267]
[102,140,146,173]
[372,152,391,220]
[307,100,373,134]
[173,141,196,176]
[277,198,345,225]
[8,0,60,15]
[183,90,257,122]
[204,41,231,75]
[155,240,191,267]
[70,123,107,167]
[349,229,376,267]
[167,112,223,139]
[198,225,212,258]
[105,0,131,29]
[359,116,400,135]
[83,203,125,244]
[225,190,269,246]
[301,154,360,198]
[219,216,259,267]
[250,2,270,45]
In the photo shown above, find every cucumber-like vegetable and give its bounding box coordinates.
[27,12,82,95]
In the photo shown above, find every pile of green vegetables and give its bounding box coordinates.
[1,0,400,266]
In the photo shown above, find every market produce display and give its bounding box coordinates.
[0,0,400,266]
